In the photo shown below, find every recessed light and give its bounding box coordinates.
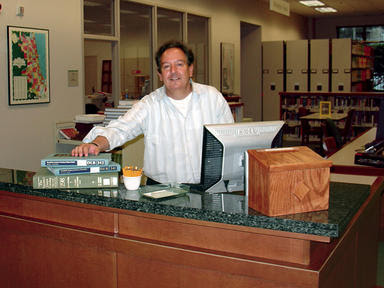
[299,0,325,7]
[315,7,337,13]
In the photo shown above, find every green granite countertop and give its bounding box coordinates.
[0,169,372,238]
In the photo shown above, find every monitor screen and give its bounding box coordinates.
[200,121,285,193]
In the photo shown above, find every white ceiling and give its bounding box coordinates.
[270,0,384,17]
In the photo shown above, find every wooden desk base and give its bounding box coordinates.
[0,187,381,288]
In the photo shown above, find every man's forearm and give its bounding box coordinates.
[90,136,110,152]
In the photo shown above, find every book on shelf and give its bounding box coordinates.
[47,161,121,175]
[59,128,79,140]
[41,153,112,167]
[118,99,139,107]
[33,167,119,189]
[74,114,105,123]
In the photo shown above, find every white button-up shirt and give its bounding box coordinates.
[83,81,234,184]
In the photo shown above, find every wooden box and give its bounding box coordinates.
[247,146,332,216]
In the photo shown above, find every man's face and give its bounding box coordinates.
[157,47,193,97]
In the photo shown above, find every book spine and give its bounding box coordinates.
[48,164,120,175]
[33,173,119,189]
[41,159,110,167]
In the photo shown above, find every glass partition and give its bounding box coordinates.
[157,8,183,47]
[120,1,152,99]
[84,0,115,36]
[188,14,209,84]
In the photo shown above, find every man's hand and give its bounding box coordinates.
[71,143,99,157]
[71,136,109,157]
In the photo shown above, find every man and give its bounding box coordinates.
[72,41,234,184]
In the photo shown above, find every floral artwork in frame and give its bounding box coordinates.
[7,26,50,105]
[220,42,234,95]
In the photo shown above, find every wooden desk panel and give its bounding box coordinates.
[0,191,116,234]
[0,215,117,288]
[118,212,311,265]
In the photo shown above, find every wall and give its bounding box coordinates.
[0,0,83,172]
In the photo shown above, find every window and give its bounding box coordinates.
[84,0,115,36]
[120,1,152,99]
[338,25,384,91]
[84,40,113,95]
[83,1,210,105]
[188,14,209,84]
[157,8,183,46]
[337,25,384,42]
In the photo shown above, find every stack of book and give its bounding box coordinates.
[33,153,120,189]
[103,107,130,126]
[103,100,139,126]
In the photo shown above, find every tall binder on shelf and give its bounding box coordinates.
[331,38,352,92]
[262,41,284,121]
[286,40,308,92]
[310,39,330,92]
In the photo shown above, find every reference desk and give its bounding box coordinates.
[0,167,382,288]
[329,127,384,241]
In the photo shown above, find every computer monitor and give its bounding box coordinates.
[200,121,285,193]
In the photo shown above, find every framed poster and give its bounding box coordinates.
[220,42,234,94]
[7,26,50,105]
[320,101,331,117]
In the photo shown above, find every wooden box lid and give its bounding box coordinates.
[247,146,332,172]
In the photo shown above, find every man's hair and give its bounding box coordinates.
[155,41,194,73]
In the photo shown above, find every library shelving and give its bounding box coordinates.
[331,38,374,93]
[280,91,384,140]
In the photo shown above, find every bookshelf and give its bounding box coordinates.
[331,39,374,92]
[280,92,384,140]
[351,42,374,91]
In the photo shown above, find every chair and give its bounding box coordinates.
[323,118,343,149]
[340,109,355,144]
[322,136,338,157]
[299,107,322,146]
[323,109,355,149]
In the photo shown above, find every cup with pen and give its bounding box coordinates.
[122,166,143,190]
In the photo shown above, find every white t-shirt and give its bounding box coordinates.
[168,93,192,117]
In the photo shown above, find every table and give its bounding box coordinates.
[300,112,348,121]
[0,168,382,287]
[299,112,348,149]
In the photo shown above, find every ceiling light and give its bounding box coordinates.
[299,1,325,7]
[315,7,337,13]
